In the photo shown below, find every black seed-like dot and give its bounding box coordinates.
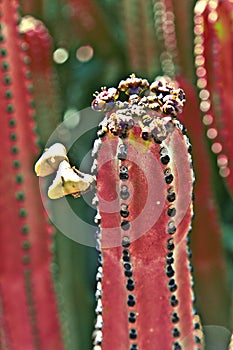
[126,278,135,291]
[119,165,129,180]
[193,308,198,315]
[167,207,176,217]
[29,100,35,108]
[5,89,12,99]
[142,132,150,140]
[1,61,9,71]
[194,322,200,330]
[187,246,192,258]
[27,84,34,93]
[123,248,130,255]
[98,254,103,266]
[128,312,136,323]
[161,155,170,165]
[129,328,137,340]
[168,279,177,292]
[123,255,130,262]
[173,341,182,350]
[4,75,11,85]
[130,345,138,350]
[167,192,176,202]
[172,328,180,338]
[122,235,130,248]
[0,34,4,42]
[125,270,133,277]
[94,215,101,225]
[0,48,7,57]
[22,255,30,264]
[19,208,27,218]
[21,225,30,234]
[165,173,174,184]
[170,295,178,307]
[171,312,179,323]
[22,240,30,250]
[167,221,176,234]
[10,132,17,141]
[194,336,201,344]
[159,147,167,156]
[11,146,19,154]
[127,284,134,291]
[117,144,127,160]
[13,160,21,169]
[15,174,24,184]
[121,220,130,231]
[9,118,16,127]
[166,265,175,278]
[24,56,30,65]
[16,191,25,201]
[167,238,175,251]
[98,129,107,138]
[181,125,187,135]
[188,145,192,153]
[120,204,129,218]
[127,294,136,307]
[164,168,171,176]
[124,262,132,271]
[120,185,130,200]
[166,254,174,265]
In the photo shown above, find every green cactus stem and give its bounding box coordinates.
[36,75,204,349]
[0,1,64,349]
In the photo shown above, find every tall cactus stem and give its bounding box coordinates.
[0,1,64,349]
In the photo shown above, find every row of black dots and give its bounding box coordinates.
[159,145,182,350]
[118,141,138,350]
[194,3,231,180]
[92,143,103,350]
[175,120,204,346]
[93,216,103,349]
[0,11,41,347]
[18,16,48,349]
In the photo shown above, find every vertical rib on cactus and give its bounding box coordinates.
[194,0,233,195]
[19,15,62,146]
[35,75,204,349]
[178,77,231,328]
[62,0,119,56]
[93,76,203,349]
[121,0,160,76]
[0,1,64,349]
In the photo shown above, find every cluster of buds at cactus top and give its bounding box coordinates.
[35,75,203,350]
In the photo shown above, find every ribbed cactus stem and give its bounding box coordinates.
[92,76,203,350]
[0,1,64,349]
[18,15,62,146]
[35,75,204,350]
[194,0,233,193]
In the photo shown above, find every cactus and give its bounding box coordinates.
[18,15,62,146]
[35,74,205,349]
[178,78,231,328]
[0,1,64,349]
[194,0,233,194]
